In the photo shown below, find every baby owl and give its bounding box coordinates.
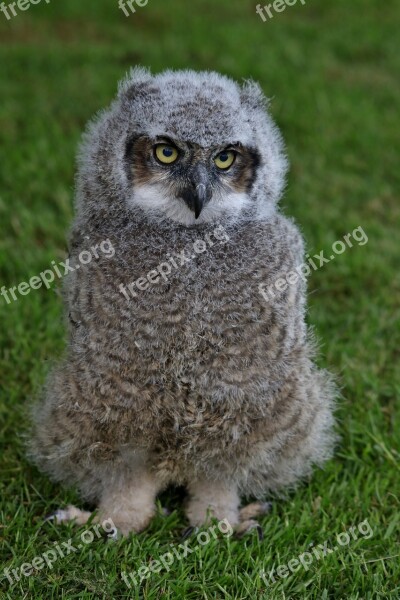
[29,67,336,537]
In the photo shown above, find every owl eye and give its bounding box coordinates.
[154,144,179,164]
[214,150,236,170]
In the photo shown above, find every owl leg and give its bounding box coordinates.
[185,480,270,539]
[96,468,161,537]
[185,478,240,527]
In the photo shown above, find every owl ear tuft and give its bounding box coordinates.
[240,80,270,113]
[118,66,153,101]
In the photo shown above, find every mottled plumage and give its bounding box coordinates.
[29,68,336,535]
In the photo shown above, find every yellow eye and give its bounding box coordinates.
[214,150,236,170]
[155,144,179,164]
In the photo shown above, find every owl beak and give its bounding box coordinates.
[182,165,212,219]
[193,183,207,219]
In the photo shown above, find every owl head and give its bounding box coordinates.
[76,67,287,228]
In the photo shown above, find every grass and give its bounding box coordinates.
[0,0,399,598]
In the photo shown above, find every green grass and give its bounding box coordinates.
[1,0,399,598]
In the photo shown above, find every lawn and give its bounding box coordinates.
[0,0,399,598]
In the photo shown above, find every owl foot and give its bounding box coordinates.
[44,503,155,538]
[239,501,271,522]
[234,501,271,539]
[44,504,120,540]
[44,504,93,526]
[96,505,155,537]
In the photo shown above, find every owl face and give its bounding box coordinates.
[128,134,260,226]
[77,68,288,228]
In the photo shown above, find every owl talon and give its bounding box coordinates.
[104,527,121,541]
[181,525,198,541]
[44,511,58,522]
[256,524,264,540]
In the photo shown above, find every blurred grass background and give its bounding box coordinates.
[0,0,399,598]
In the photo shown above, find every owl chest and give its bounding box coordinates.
[98,250,273,382]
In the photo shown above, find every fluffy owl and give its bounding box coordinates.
[29,67,336,537]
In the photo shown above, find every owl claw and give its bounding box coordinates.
[44,508,72,523]
[180,525,198,541]
[44,511,59,522]
[256,524,264,540]
[104,527,121,541]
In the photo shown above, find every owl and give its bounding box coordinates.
[29,67,336,537]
